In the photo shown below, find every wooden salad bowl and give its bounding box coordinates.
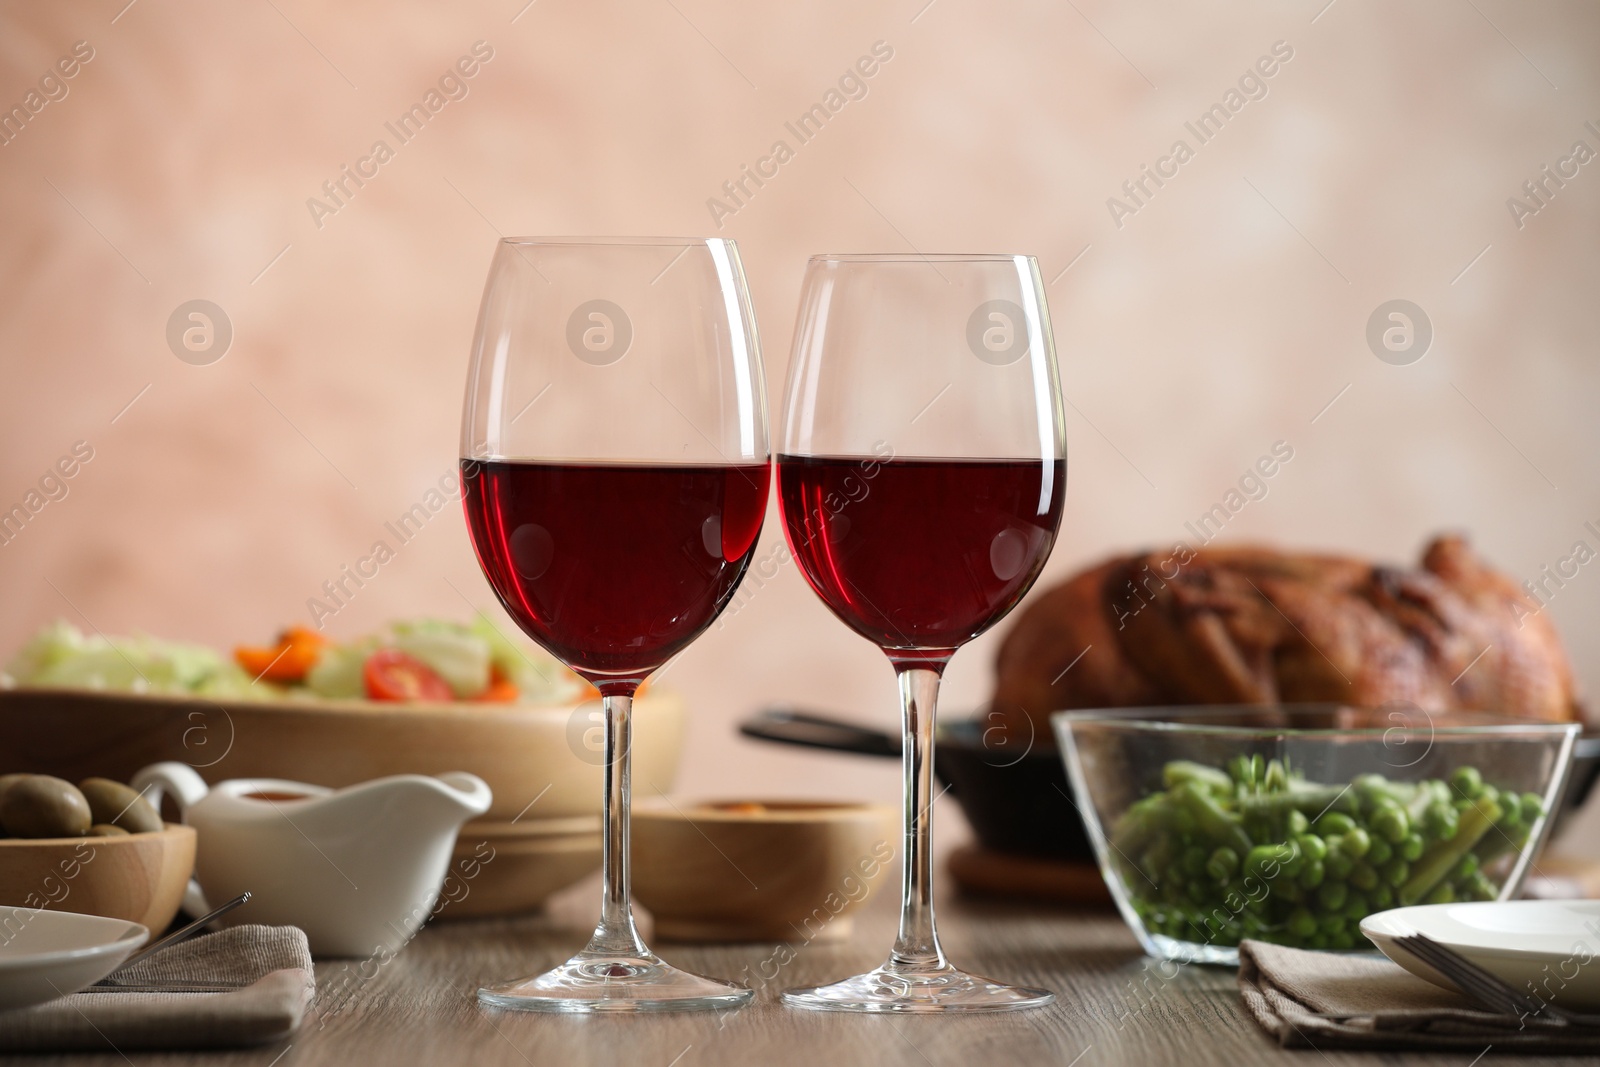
[0,688,686,824]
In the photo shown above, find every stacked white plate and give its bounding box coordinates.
[0,907,148,1012]
[1362,900,1600,1009]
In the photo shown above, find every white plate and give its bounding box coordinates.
[0,907,148,1012]
[1362,901,1600,1010]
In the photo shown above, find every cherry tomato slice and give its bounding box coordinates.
[363,648,454,702]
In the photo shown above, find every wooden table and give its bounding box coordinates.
[16,886,1591,1066]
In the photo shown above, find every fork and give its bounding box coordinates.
[1395,933,1600,1028]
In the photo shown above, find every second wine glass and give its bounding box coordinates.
[776,253,1067,1012]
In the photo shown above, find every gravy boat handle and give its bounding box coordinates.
[131,761,211,817]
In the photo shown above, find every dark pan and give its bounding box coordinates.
[740,706,1600,864]
[739,706,1092,861]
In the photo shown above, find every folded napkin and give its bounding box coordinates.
[1238,939,1600,1053]
[0,924,314,1053]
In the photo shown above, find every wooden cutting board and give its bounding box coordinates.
[947,843,1114,906]
[1521,851,1600,899]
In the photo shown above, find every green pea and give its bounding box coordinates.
[1297,858,1325,890]
[1317,881,1348,911]
[1520,792,1546,823]
[1478,784,1500,809]
[1308,932,1330,950]
[1326,851,1354,879]
[1287,907,1317,938]
[1366,837,1393,865]
[1317,812,1357,836]
[1450,766,1483,799]
[1381,858,1410,887]
[1453,853,1479,881]
[1329,930,1356,951]
[1426,803,1459,841]
[1424,882,1455,905]
[1182,845,1209,878]
[1342,893,1369,921]
[1371,804,1409,844]
[1207,846,1240,883]
[1399,833,1424,862]
[1370,884,1394,909]
[1287,809,1309,836]
[1318,913,1347,936]
[1295,833,1328,862]
[1341,827,1372,859]
[1245,843,1291,879]
[1350,863,1379,891]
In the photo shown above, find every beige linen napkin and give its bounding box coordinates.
[1238,939,1600,1053]
[0,924,313,1053]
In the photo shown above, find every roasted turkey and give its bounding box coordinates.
[991,535,1583,740]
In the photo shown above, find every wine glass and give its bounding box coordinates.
[460,237,769,1012]
[776,254,1066,1013]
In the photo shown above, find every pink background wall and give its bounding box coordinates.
[1,1,1597,818]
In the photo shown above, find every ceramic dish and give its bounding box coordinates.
[1362,900,1600,1009]
[0,907,147,1012]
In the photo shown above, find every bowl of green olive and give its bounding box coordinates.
[1056,705,1581,965]
[0,774,195,932]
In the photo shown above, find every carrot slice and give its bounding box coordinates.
[235,626,327,683]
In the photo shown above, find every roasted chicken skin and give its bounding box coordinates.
[992,536,1582,739]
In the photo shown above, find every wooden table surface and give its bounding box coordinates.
[15,886,1589,1067]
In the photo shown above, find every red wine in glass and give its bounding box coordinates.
[462,237,769,1013]
[775,252,1065,1013]
[462,459,770,690]
[777,455,1064,655]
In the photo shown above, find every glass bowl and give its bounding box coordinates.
[1055,705,1581,965]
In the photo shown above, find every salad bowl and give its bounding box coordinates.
[0,618,687,824]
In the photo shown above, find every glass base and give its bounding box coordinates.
[782,963,1054,1014]
[479,950,753,1014]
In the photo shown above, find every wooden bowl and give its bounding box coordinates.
[436,823,601,919]
[0,688,685,823]
[632,800,896,943]
[0,824,195,932]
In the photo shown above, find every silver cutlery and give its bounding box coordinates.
[90,891,251,989]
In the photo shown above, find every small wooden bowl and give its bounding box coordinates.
[0,824,195,932]
[632,800,896,943]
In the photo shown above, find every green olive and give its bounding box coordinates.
[86,823,130,837]
[0,775,92,838]
[0,774,27,834]
[78,778,163,834]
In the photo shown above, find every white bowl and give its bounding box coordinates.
[0,907,148,1012]
[1362,900,1600,1010]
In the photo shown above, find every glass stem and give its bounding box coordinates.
[889,664,950,973]
[585,692,648,959]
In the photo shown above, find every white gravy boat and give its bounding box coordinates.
[131,762,492,957]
